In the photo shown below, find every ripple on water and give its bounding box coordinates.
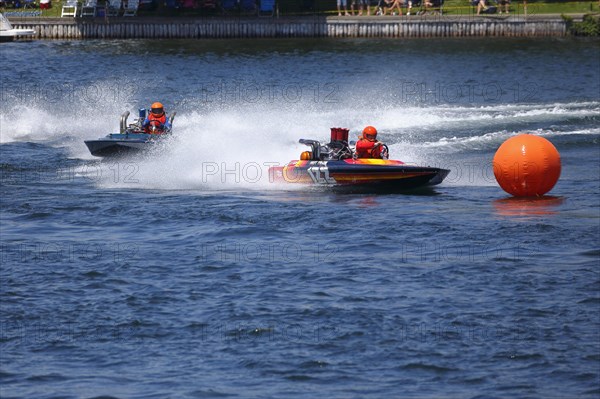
[401,362,460,373]
[186,389,234,398]
[25,373,69,383]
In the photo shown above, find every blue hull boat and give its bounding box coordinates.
[84,132,164,157]
[84,109,175,157]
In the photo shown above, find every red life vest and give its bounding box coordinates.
[145,113,167,134]
[355,138,383,159]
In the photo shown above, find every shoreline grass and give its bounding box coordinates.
[1,0,598,18]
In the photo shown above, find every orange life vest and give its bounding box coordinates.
[355,138,383,159]
[145,113,167,134]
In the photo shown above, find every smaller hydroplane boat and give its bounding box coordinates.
[84,109,176,157]
[270,128,450,192]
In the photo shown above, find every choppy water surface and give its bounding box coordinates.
[1,38,599,398]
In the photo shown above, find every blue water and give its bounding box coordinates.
[1,38,599,398]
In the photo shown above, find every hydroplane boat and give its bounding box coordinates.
[84,109,175,157]
[269,128,450,191]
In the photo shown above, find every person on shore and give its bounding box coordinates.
[406,0,415,15]
[352,0,370,16]
[39,0,51,9]
[337,0,350,16]
[142,102,171,134]
[355,126,388,159]
[497,0,510,14]
[375,0,402,16]
[423,0,434,10]
[472,0,488,15]
[385,0,403,15]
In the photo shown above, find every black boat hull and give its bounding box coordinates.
[270,159,450,192]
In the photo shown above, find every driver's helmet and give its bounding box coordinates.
[362,126,378,141]
[151,102,165,117]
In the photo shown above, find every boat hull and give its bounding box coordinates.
[270,159,450,191]
[84,133,160,157]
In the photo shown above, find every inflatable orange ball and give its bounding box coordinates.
[493,134,561,197]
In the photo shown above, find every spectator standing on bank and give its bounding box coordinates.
[498,0,510,13]
[337,0,350,16]
[352,0,371,16]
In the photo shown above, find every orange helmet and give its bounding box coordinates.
[151,102,164,116]
[362,126,378,141]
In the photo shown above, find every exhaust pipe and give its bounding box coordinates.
[120,111,130,133]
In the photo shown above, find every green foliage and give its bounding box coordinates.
[563,13,600,36]
[1,0,598,17]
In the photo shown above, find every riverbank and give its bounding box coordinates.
[6,14,587,39]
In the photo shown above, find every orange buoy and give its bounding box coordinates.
[493,134,561,197]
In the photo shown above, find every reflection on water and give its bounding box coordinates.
[493,196,565,217]
[356,196,381,208]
